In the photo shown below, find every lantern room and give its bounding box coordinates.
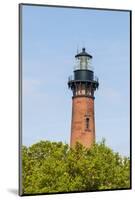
[75,48,93,71]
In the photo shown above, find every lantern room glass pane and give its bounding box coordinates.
[75,56,93,71]
[80,56,88,69]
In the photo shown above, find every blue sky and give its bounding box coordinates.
[22,5,130,156]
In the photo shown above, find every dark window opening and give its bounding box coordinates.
[86,118,89,130]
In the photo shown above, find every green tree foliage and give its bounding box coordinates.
[22,140,130,194]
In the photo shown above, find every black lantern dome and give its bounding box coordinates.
[75,48,92,58]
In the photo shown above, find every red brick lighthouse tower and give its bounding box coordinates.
[68,48,99,148]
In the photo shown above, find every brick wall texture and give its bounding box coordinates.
[70,96,95,148]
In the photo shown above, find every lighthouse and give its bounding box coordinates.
[68,48,99,148]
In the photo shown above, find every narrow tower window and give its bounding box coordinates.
[86,118,90,130]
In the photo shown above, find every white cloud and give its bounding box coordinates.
[23,79,41,96]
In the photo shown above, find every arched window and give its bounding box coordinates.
[86,118,90,130]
